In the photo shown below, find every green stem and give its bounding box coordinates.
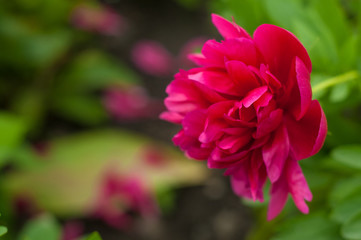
[312,70,359,93]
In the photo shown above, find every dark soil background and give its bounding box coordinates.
[84,0,254,239]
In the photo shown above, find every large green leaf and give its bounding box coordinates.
[0,226,7,237]
[51,94,108,125]
[264,0,305,30]
[210,0,267,33]
[17,215,61,240]
[0,112,27,167]
[329,176,361,207]
[342,212,361,240]
[3,129,208,217]
[331,145,361,170]
[270,212,339,240]
[55,50,139,93]
[310,0,351,46]
[83,232,102,240]
[330,194,361,223]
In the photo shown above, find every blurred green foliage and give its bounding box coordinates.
[0,0,208,238]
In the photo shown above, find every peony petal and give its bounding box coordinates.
[285,100,327,160]
[164,78,224,115]
[287,57,312,120]
[199,101,235,143]
[188,68,240,96]
[222,38,260,66]
[254,109,283,139]
[225,60,260,96]
[230,166,253,199]
[267,172,289,220]
[287,157,312,213]
[188,53,208,66]
[183,109,207,137]
[253,24,312,83]
[159,111,183,124]
[242,86,268,108]
[262,124,289,182]
[211,13,251,39]
[249,151,267,201]
[173,129,210,160]
[200,40,226,67]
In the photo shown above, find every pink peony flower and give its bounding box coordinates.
[161,14,327,220]
[71,4,125,35]
[177,37,207,69]
[132,40,174,77]
[61,221,84,240]
[103,86,162,120]
[93,171,158,229]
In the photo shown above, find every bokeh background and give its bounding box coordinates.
[1,0,361,239]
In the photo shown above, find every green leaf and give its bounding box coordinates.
[84,232,102,240]
[292,10,338,73]
[51,94,108,125]
[330,194,361,223]
[22,30,71,67]
[338,34,359,71]
[310,0,351,46]
[56,50,139,93]
[271,212,339,240]
[0,112,26,148]
[265,0,305,30]
[331,145,361,170]
[0,112,27,167]
[342,212,361,240]
[0,226,8,237]
[329,82,350,103]
[18,215,61,240]
[210,0,267,33]
[329,176,361,207]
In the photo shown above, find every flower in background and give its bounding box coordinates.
[140,145,167,167]
[103,86,162,120]
[61,221,84,240]
[131,40,174,77]
[177,37,207,69]
[161,14,327,220]
[71,3,125,35]
[93,171,158,229]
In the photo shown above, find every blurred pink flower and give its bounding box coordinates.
[93,172,158,229]
[71,3,125,35]
[132,40,174,76]
[103,86,162,120]
[177,37,207,69]
[61,221,84,240]
[141,145,167,167]
[161,14,327,220]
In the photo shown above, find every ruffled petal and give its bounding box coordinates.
[286,57,312,120]
[199,101,234,143]
[242,86,268,108]
[262,124,289,182]
[285,100,327,160]
[253,24,312,83]
[229,151,267,202]
[164,78,224,116]
[287,157,312,214]
[267,171,288,220]
[222,38,260,66]
[211,13,251,39]
[255,109,283,139]
[225,60,260,96]
[188,68,240,96]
